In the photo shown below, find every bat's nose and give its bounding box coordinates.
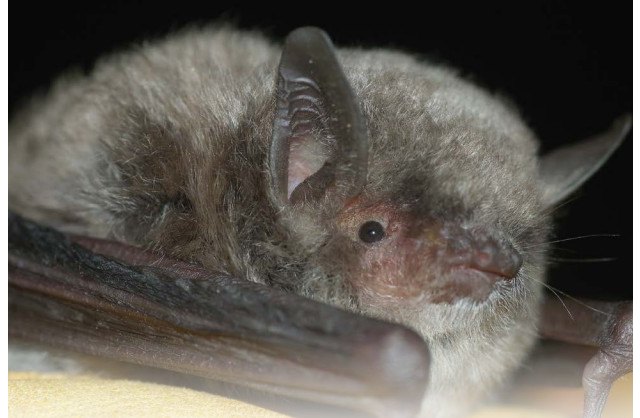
[463,234,522,280]
[442,224,522,280]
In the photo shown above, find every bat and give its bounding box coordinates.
[8,26,631,417]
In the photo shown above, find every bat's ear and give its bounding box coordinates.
[539,115,631,207]
[270,27,368,209]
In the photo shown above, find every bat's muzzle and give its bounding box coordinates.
[417,221,523,302]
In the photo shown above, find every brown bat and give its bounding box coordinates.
[8,27,631,417]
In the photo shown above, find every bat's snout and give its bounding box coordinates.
[445,226,523,280]
[417,222,523,303]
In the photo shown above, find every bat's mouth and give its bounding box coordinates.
[440,266,513,302]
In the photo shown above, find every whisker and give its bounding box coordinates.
[527,247,622,261]
[520,273,611,317]
[522,233,620,249]
[522,273,573,320]
[553,291,611,316]
[521,246,579,255]
[551,289,573,321]
[547,257,617,263]
[540,195,581,217]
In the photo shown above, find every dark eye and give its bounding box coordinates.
[358,221,385,243]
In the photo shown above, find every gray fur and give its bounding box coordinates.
[9,26,607,417]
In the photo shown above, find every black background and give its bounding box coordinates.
[10,2,631,299]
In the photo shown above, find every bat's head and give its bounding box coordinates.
[269,27,628,324]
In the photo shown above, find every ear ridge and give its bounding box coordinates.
[270,27,368,208]
[539,115,631,207]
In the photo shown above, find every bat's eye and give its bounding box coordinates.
[359,221,385,243]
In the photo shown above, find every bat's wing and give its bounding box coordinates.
[538,296,632,418]
[8,212,430,418]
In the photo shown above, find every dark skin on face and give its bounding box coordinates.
[8,27,631,418]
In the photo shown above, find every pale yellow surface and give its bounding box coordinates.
[9,372,286,418]
[9,372,632,417]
